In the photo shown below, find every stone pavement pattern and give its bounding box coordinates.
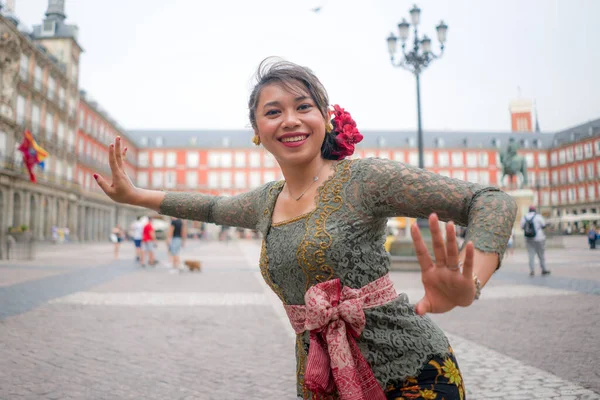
[0,237,598,399]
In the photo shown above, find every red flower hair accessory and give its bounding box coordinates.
[329,105,363,159]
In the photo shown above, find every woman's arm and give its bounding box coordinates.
[356,158,517,270]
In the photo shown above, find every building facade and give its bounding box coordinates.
[0,2,140,259]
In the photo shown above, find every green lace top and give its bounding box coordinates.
[159,157,517,399]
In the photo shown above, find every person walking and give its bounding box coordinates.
[521,206,550,276]
[94,58,517,400]
[141,217,156,267]
[131,216,144,263]
[111,224,124,259]
[167,217,186,273]
[588,224,598,250]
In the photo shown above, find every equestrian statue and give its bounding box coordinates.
[499,138,528,190]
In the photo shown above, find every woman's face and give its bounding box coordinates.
[254,82,327,166]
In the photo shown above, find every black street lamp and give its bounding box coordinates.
[387,5,448,169]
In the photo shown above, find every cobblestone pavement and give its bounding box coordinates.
[0,236,598,399]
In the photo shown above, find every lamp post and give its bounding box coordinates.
[387,5,447,169]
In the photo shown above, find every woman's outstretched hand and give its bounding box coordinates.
[94,137,140,205]
[410,213,476,316]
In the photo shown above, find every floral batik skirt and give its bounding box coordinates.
[385,349,465,400]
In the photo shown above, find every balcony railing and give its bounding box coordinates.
[77,154,111,175]
[0,155,81,190]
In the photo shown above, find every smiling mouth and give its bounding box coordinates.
[279,135,309,143]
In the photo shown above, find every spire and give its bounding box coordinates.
[534,100,541,133]
[45,0,66,22]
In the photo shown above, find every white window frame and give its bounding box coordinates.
[137,172,148,188]
[208,172,219,189]
[249,171,261,188]
[438,152,449,167]
[466,152,477,168]
[451,152,464,167]
[165,171,176,189]
[138,152,149,167]
[186,152,199,168]
[538,153,547,168]
[235,172,246,189]
[151,171,164,188]
[208,152,220,168]
[234,152,246,168]
[249,152,261,168]
[166,151,177,167]
[186,171,198,188]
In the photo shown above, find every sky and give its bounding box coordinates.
[14,0,600,133]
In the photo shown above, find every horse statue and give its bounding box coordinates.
[499,138,528,190]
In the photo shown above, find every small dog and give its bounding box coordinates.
[184,260,201,272]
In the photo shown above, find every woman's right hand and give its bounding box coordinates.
[95,137,140,205]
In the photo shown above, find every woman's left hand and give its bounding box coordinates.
[411,213,476,316]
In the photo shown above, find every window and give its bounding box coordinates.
[45,112,54,139]
[492,138,501,149]
[235,172,246,189]
[264,153,276,168]
[78,139,84,154]
[55,159,63,177]
[85,142,91,156]
[221,172,232,188]
[137,172,148,187]
[542,192,550,206]
[16,95,26,124]
[539,171,549,186]
[140,137,148,146]
[588,163,595,180]
[561,190,567,204]
[435,138,445,148]
[264,171,276,183]
[588,185,596,201]
[551,191,558,205]
[31,104,41,133]
[249,152,261,168]
[467,171,478,183]
[186,152,199,167]
[86,115,92,133]
[71,63,78,84]
[20,54,29,81]
[584,143,593,158]
[34,64,42,90]
[528,172,536,186]
[79,110,85,129]
[577,165,585,182]
[479,153,489,167]
[379,151,391,159]
[438,170,451,178]
[566,147,574,163]
[78,170,84,185]
[138,152,149,167]
[47,76,55,100]
[221,152,233,168]
[558,150,566,164]
[560,169,567,184]
[57,121,64,141]
[249,171,261,188]
[479,171,490,185]
[186,171,198,188]
[578,187,586,202]
[575,145,583,160]
[152,171,163,188]
[393,152,404,163]
[466,152,477,168]
[538,153,547,168]
[567,167,575,183]
[424,152,434,168]
[155,137,163,147]
[451,152,463,167]
[525,153,534,168]
[550,152,558,166]
[234,152,246,168]
[208,172,218,188]
[152,152,164,167]
[520,139,528,148]
[598,161,600,178]
[58,87,65,108]
[166,152,176,167]
[408,152,418,166]
[407,137,416,147]
[0,131,6,158]
[208,152,220,167]
[595,140,600,156]
[551,171,558,185]
[165,171,176,189]
[452,170,465,181]
[438,152,449,167]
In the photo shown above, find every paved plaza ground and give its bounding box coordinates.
[0,235,598,399]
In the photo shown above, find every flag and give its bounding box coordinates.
[18,130,49,183]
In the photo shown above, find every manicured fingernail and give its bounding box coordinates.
[93,173,99,180]
[117,136,120,141]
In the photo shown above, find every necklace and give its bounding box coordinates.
[287,162,328,201]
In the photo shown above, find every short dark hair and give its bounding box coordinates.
[248,57,342,160]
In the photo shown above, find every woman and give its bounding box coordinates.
[95,59,517,400]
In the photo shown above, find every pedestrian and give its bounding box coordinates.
[521,206,550,276]
[131,216,144,262]
[95,58,517,400]
[505,228,515,258]
[111,224,124,259]
[588,224,598,250]
[166,217,186,273]
[141,216,156,267]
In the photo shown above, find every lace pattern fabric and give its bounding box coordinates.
[158,157,518,399]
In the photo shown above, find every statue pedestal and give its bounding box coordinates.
[506,189,534,248]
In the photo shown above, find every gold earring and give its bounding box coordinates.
[252,135,261,146]
[326,121,334,134]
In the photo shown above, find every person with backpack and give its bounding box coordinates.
[521,206,550,276]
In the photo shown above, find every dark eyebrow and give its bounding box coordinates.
[262,96,310,110]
